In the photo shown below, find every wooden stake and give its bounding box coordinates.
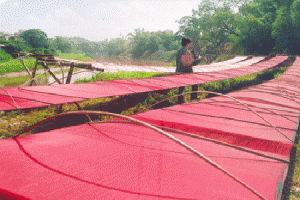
[66,63,75,84]
[19,58,32,79]
[30,61,38,86]
[41,62,62,84]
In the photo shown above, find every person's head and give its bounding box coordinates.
[181,37,192,48]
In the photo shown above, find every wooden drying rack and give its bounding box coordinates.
[13,53,104,86]
[13,53,104,113]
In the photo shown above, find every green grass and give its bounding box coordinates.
[57,53,94,61]
[283,140,300,200]
[0,58,40,75]
[0,49,13,63]
[75,71,170,83]
[0,52,92,75]
[0,67,81,87]
[0,76,31,87]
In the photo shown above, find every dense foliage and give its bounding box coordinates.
[177,0,300,55]
[20,29,49,50]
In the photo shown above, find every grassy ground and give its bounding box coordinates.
[0,57,40,74]
[0,67,82,87]
[0,75,32,87]
[283,138,300,200]
[75,71,172,83]
[0,52,93,76]
[57,53,94,61]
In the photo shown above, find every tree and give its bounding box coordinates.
[50,36,72,53]
[235,15,274,54]
[105,37,127,56]
[290,0,300,54]
[156,30,178,51]
[271,6,293,53]
[128,29,161,58]
[20,29,49,49]
[176,0,246,56]
[176,0,300,55]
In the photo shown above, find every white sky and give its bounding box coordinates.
[0,0,201,41]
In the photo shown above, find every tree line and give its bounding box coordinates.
[0,28,181,61]
[1,0,299,61]
[177,0,300,55]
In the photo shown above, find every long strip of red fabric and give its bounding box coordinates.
[0,56,288,111]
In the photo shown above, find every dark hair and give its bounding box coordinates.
[181,37,192,47]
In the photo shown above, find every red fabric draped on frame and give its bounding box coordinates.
[0,123,289,200]
[0,56,288,111]
[0,56,298,200]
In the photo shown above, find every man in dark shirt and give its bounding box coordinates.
[176,37,202,103]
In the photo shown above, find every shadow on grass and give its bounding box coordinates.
[281,117,300,200]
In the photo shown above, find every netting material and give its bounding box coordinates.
[0,122,287,200]
[0,56,288,111]
[0,56,298,200]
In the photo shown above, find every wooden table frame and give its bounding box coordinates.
[14,53,104,114]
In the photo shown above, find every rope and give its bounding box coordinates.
[0,84,19,109]
[47,70,99,85]
[165,107,295,130]
[47,70,151,93]
[239,89,300,108]
[205,98,300,116]
[138,91,293,142]
[202,98,299,124]
[18,67,49,87]
[255,84,300,99]
[96,120,289,163]
[14,110,267,200]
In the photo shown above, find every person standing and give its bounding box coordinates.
[176,37,202,103]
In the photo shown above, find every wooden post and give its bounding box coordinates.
[58,62,74,114]
[57,104,64,113]
[30,61,39,86]
[66,63,75,84]
[41,62,62,84]
[19,58,32,79]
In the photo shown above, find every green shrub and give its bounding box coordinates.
[0,49,13,63]
[0,58,37,74]
[0,38,31,55]
[44,49,53,55]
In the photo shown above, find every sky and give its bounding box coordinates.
[0,0,201,41]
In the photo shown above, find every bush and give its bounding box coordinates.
[43,49,53,55]
[0,49,13,63]
[0,38,32,56]
[0,39,16,54]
